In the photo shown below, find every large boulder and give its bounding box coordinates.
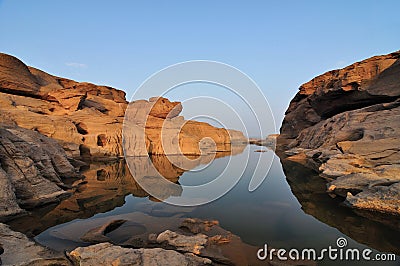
[278,51,400,215]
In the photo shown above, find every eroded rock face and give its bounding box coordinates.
[278,51,400,215]
[124,98,247,156]
[0,53,128,158]
[0,124,79,221]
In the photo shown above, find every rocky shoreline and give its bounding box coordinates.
[277,51,400,216]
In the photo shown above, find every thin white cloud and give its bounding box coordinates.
[335,60,347,69]
[65,62,87,68]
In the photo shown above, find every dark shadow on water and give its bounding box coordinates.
[279,157,400,255]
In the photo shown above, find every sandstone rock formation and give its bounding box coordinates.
[0,53,127,158]
[278,51,400,215]
[0,124,79,221]
[0,53,246,160]
[249,134,278,149]
[156,229,208,254]
[124,97,247,156]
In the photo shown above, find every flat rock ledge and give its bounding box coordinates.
[68,243,212,266]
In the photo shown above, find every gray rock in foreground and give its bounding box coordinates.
[0,124,79,221]
[68,243,212,266]
[0,223,69,265]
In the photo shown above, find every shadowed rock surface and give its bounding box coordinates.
[278,51,400,215]
[0,124,79,221]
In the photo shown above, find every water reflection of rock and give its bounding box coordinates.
[8,145,245,237]
[279,157,400,255]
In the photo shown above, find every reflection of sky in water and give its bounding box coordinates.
[35,145,399,265]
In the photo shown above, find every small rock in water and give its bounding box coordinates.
[327,184,336,192]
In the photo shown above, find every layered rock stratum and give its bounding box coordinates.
[278,51,400,216]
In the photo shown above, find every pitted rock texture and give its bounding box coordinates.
[278,51,400,215]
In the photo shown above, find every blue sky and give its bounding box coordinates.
[1,1,399,136]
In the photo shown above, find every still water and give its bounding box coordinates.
[8,145,400,265]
